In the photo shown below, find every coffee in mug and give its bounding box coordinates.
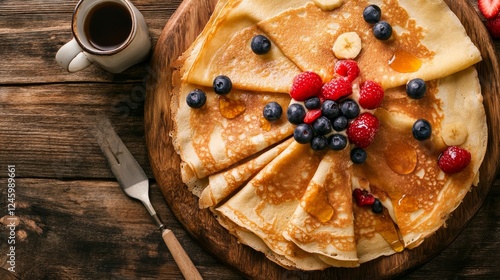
[55,0,151,73]
[84,2,132,51]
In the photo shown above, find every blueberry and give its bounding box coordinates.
[263,102,283,121]
[213,75,232,95]
[328,134,347,150]
[363,5,381,24]
[372,198,383,214]
[373,21,392,40]
[340,99,360,119]
[311,135,328,151]
[412,119,432,140]
[251,35,271,55]
[287,103,306,125]
[333,116,348,132]
[312,116,332,136]
[321,100,341,119]
[294,124,314,144]
[305,97,321,109]
[186,89,206,108]
[351,147,367,164]
[406,78,426,99]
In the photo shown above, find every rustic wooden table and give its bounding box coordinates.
[0,0,498,279]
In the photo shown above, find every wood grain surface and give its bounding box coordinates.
[0,0,498,279]
[145,0,500,279]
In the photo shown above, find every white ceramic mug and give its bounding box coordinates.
[56,0,151,73]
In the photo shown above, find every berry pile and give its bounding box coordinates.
[287,60,384,163]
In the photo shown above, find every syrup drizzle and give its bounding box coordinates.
[388,50,422,73]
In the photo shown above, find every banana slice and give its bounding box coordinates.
[332,32,362,59]
[442,122,468,146]
[313,0,344,11]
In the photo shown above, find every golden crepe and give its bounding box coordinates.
[168,0,487,270]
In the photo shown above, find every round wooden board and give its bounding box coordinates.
[144,0,500,279]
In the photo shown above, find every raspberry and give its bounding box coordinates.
[303,109,322,125]
[334,60,360,83]
[347,112,380,148]
[290,71,323,101]
[321,78,352,101]
[359,80,384,109]
[486,14,500,39]
[438,146,471,174]
[353,188,376,207]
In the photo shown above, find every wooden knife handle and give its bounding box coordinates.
[162,229,203,280]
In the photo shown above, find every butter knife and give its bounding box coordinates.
[94,119,203,280]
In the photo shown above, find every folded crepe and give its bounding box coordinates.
[216,141,330,270]
[356,66,487,248]
[257,0,481,88]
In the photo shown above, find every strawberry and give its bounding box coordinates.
[438,146,471,174]
[478,0,500,19]
[303,109,322,124]
[359,80,384,109]
[486,14,500,39]
[353,188,376,207]
[321,77,352,101]
[290,71,323,101]
[334,60,360,83]
[347,112,379,148]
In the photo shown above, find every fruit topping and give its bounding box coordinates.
[373,21,393,40]
[305,97,321,109]
[219,96,246,119]
[353,188,375,207]
[321,100,341,119]
[294,124,314,144]
[262,102,283,121]
[412,119,432,140]
[290,71,323,101]
[328,134,348,150]
[213,75,232,95]
[312,116,333,136]
[334,59,360,83]
[332,32,362,59]
[438,146,471,174]
[486,14,500,39]
[406,78,427,99]
[321,78,352,101]
[332,115,348,131]
[311,135,329,151]
[287,103,307,125]
[303,108,323,125]
[478,0,500,19]
[251,35,271,55]
[313,0,344,11]
[350,147,367,164]
[186,89,207,108]
[363,4,382,24]
[347,112,379,148]
[372,198,383,214]
[359,80,384,109]
[339,99,360,119]
[442,122,468,146]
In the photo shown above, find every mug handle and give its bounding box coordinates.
[55,38,92,72]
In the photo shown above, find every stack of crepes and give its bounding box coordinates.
[169,0,487,270]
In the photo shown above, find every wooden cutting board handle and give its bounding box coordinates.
[162,229,203,280]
